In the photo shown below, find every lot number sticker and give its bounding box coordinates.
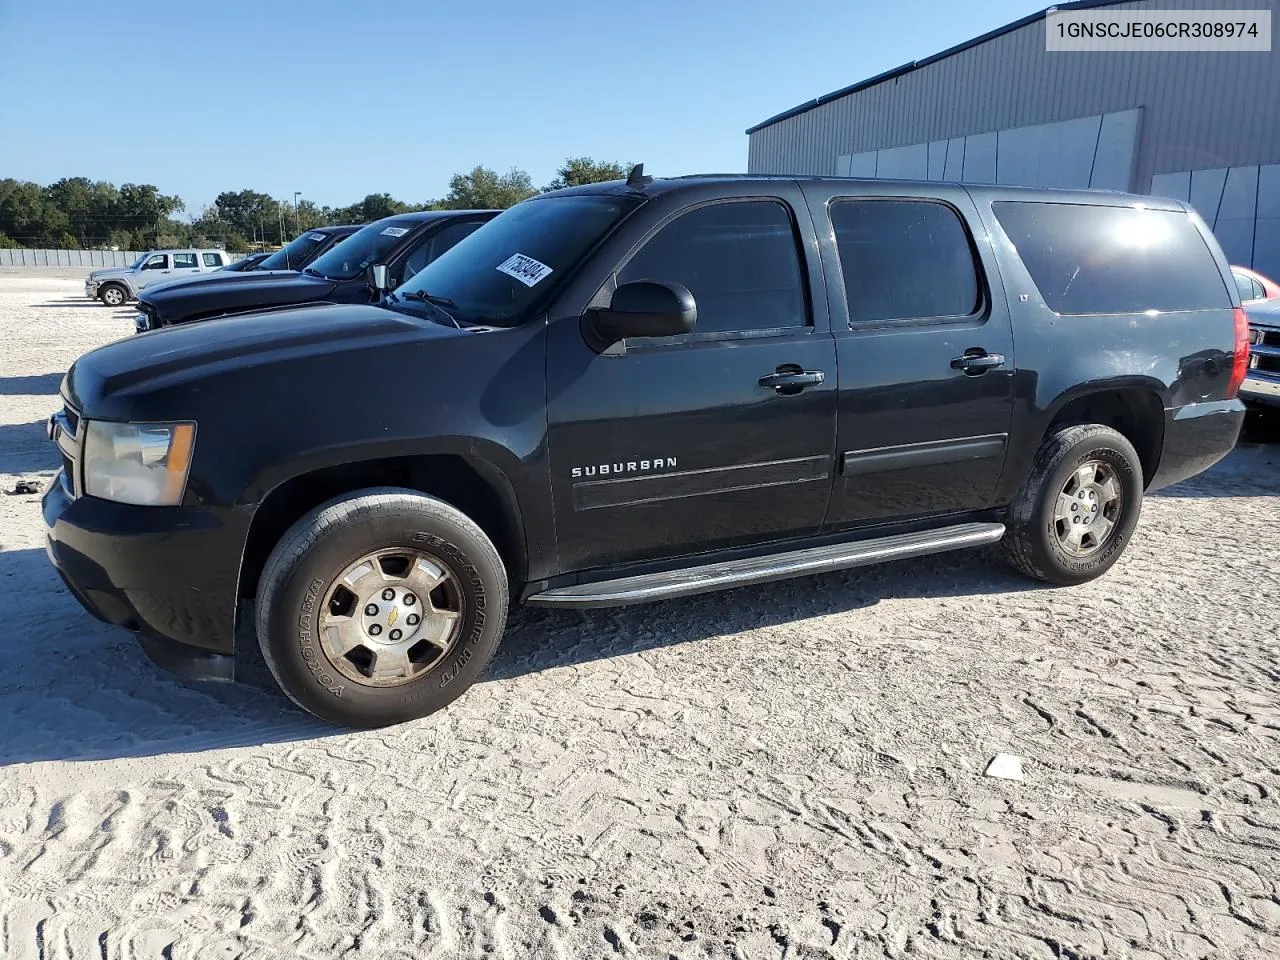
[380,226,410,238]
[308,232,327,242]
[496,253,553,287]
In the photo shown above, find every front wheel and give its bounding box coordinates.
[98,283,128,307]
[255,488,508,727]
[1002,424,1144,586]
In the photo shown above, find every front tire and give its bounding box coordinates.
[98,283,128,307]
[1002,424,1143,586]
[255,487,508,727]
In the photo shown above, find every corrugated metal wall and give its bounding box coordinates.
[747,0,1279,192]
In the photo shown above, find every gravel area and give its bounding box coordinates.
[1,270,1279,960]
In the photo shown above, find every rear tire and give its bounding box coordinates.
[255,487,508,727]
[1002,424,1143,586]
[98,283,127,307]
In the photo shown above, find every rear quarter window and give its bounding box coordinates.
[992,201,1231,314]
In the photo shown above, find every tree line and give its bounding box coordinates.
[0,157,630,252]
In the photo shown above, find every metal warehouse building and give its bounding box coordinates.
[747,0,1280,277]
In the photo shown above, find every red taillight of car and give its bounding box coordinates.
[1228,306,1249,398]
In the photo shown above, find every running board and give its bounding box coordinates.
[526,521,1006,609]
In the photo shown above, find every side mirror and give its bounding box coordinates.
[591,280,696,346]
[370,264,389,293]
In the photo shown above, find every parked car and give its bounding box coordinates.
[140,226,361,298]
[132,213,494,332]
[1232,265,1280,304]
[84,249,233,306]
[44,171,1247,728]
[1241,297,1280,435]
[220,252,273,273]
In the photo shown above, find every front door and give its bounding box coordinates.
[547,193,839,574]
[136,253,170,290]
[804,186,1016,529]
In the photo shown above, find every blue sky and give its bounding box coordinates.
[0,0,1045,217]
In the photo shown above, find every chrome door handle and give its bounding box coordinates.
[950,351,1005,375]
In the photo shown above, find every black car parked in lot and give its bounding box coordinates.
[221,251,272,272]
[133,211,495,332]
[45,171,1247,728]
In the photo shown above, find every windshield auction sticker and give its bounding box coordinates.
[496,253,554,287]
[308,232,327,242]
[380,227,410,238]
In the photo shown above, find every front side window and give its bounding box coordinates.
[307,219,421,281]
[172,253,197,269]
[202,253,222,267]
[394,195,642,326]
[993,201,1231,314]
[830,199,981,324]
[141,254,168,270]
[618,199,807,337]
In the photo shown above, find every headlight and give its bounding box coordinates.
[83,421,196,506]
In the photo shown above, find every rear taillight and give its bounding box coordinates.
[1228,306,1249,398]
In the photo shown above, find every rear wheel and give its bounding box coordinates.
[1003,424,1143,586]
[98,283,127,307]
[255,487,508,727]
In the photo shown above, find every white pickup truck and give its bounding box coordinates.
[85,248,233,306]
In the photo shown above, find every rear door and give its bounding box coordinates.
[171,252,201,279]
[802,183,1016,529]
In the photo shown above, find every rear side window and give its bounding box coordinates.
[830,199,981,323]
[172,253,197,269]
[993,202,1230,314]
[202,253,222,267]
[618,200,807,336]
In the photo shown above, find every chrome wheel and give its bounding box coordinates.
[319,548,463,687]
[1053,460,1123,557]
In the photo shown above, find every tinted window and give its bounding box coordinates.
[1251,277,1265,301]
[202,252,222,267]
[830,199,980,323]
[618,200,806,336]
[394,195,641,326]
[993,202,1230,314]
[172,253,197,269]
[402,220,484,281]
[308,219,421,280]
[141,255,167,270]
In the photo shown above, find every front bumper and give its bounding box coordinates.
[84,279,98,298]
[1240,373,1280,409]
[42,474,246,681]
[1147,399,1246,492]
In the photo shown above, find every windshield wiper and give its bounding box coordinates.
[303,267,327,279]
[399,289,462,328]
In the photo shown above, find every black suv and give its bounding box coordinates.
[134,211,496,332]
[45,172,1247,727]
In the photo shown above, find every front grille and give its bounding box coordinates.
[52,402,83,498]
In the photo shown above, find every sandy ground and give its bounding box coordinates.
[1,270,1279,960]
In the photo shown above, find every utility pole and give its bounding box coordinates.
[278,205,285,246]
[294,192,302,236]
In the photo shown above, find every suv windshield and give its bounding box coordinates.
[259,231,333,271]
[306,219,419,280]
[394,195,642,325]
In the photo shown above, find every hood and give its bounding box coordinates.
[1245,297,1280,328]
[88,266,132,281]
[139,270,337,321]
[65,302,465,417]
